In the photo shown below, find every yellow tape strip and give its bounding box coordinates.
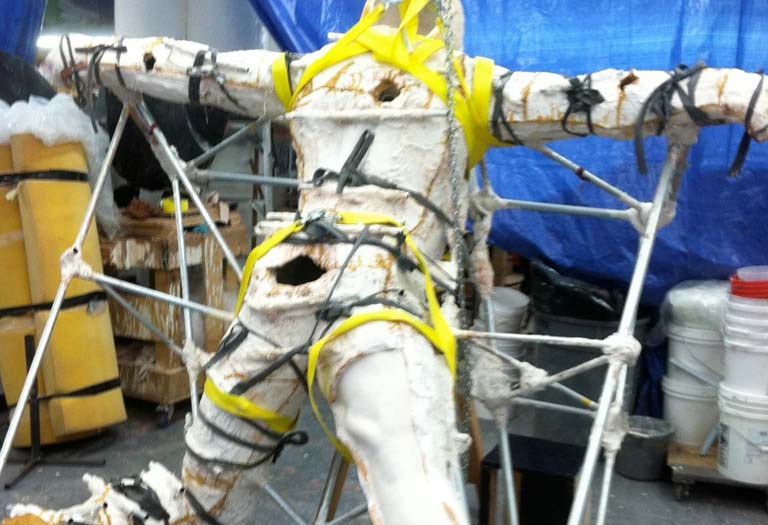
[203,379,297,434]
[269,0,510,166]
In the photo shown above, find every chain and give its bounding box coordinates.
[434,0,472,473]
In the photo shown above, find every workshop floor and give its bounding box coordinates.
[1,399,766,524]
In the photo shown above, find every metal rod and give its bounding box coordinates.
[87,272,234,322]
[455,329,607,349]
[192,169,299,188]
[512,397,595,417]
[260,122,274,214]
[568,142,691,525]
[74,103,130,249]
[567,361,621,525]
[497,425,519,525]
[617,142,690,336]
[0,281,69,479]
[533,145,643,210]
[101,284,183,357]
[489,198,633,221]
[699,425,719,456]
[189,119,263,168]
[314,452,345,523]
[595,450,617,525]
[172,178,198,420]
[325,504,368,525]
[264,483,308,525]
[510,355,611,400]
[485,298,519,525]
[134,100,244,281]
[552,382,598,410]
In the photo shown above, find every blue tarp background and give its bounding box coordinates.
[0,0,46,63]
[250,0,768,305]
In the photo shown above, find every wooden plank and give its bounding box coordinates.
[202,235,225,354]
[154,270,182,368]
[116,205,228,238]
[116,342,190,404]
[667,442,718,470]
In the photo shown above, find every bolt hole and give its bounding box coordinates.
[373,79,401,103]
[143,53,156,72]
[274,256,326,286]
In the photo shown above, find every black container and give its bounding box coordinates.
[615,416,673,481]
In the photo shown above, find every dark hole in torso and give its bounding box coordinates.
[274,255,326,285]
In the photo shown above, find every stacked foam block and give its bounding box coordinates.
[0,127,126,447]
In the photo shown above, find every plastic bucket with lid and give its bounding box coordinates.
[731,275,768,299]
[666,323,723,387]
[481,287,529,356]
[717,383,768,485]
[662,375,718,447]
[725,312,768,333]
[737,266,768,282]
[724,336,768,396]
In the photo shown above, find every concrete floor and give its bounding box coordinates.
[1,399,766,524]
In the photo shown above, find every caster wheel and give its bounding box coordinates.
[673,483,690,501]
[156,405,175,428]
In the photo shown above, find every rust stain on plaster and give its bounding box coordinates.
[521,73,538,121]
[717,72,729,105]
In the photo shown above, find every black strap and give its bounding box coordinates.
[202,322,251,371]
[184,488,226,525]
[634,62,713,174]
[59,35,87,108]
[490,71,523,145]
[112,477,171,525]
[0,170,88,186]
[0,291,107,320]
[114,37,127,88]
[74,43,128,131]
[562,74,605,137]
[186,49,247,112]
[9,378,122,408]
[729,70,766,177]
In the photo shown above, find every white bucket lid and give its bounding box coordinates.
[728,294,768,310]
[737,266,768,282]
[666,322,722,343]
[662,375,717,399]
[719,382,768,415]
[724,312,768,330]
[724,333,768,353]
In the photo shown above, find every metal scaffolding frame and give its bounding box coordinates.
[0,77,695,525]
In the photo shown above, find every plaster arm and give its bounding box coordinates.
[39,35,288,119]
[486,64,768,147]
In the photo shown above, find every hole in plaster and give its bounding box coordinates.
[373,79,401,102]
[143,53,156,72]
[274,255,326,286]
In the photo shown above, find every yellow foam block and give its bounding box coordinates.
[48,388,126,437]
[11,401,76,447]
[0,315,46,406]
[17,180,103,303]
[0,145,12,175]
[36,301,120,395]
[0,184,32,309]
[9,134,88,174]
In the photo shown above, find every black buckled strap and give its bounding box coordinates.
[198,410,279,452]
[490,71,523,145]
[203,322,250,371]
[185,428,308,471]
[634,62,712,174]
[729,70,765,177]
[562,74,605,137]
[186,49,247,112]
[0,290,107,320]
[229,344,307,395]
[112,477,171,525]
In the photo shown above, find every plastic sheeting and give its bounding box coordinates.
[251,0,768,304]
[0,0,46,63]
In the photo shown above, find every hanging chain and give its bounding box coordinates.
[434,0,473,472]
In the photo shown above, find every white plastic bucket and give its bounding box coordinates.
[717,383,768,485]
[666,323,723,387]
[724,336,768,396]
[724,312,768,334]
[662,375,719,447]
[489,287,529,332]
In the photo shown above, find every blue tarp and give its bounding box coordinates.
[251,1,768,304]
[0,0,46,63]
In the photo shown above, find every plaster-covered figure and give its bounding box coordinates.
[6,1,768,523]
